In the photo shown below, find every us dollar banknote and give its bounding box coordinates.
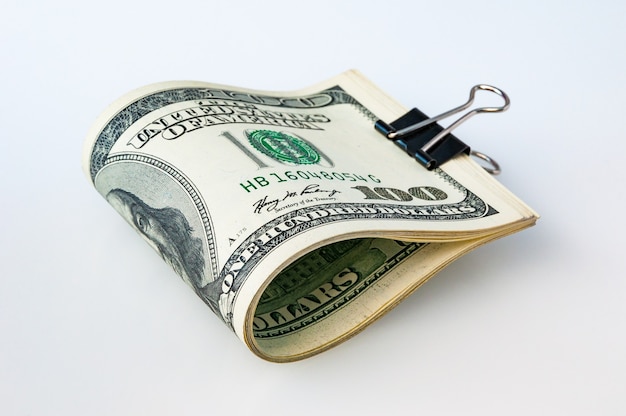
[83,70,538,361]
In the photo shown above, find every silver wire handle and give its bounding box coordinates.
[388,84,510,149]
[384,84,510,175]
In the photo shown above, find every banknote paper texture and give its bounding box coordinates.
[83,70,538,361]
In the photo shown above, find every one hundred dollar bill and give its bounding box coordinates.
[83,70,538,362]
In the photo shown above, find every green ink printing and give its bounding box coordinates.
[247,130,321,165]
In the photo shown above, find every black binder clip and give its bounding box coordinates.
[374,84,510,174]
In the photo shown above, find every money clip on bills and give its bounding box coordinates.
[375,84,510,175]
[83,70,538,363]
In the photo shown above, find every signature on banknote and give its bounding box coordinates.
[252,184,341,214]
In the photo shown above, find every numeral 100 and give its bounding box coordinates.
[352,185,448,201]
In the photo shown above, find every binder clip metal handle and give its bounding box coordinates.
[375,84,510,174]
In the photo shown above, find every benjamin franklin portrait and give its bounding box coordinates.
[106,188,221,314]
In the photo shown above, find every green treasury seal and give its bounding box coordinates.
[247,130,321,165]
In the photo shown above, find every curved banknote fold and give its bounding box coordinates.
[83,70,538,362]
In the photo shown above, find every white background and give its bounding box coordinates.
[1,1,625,414]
